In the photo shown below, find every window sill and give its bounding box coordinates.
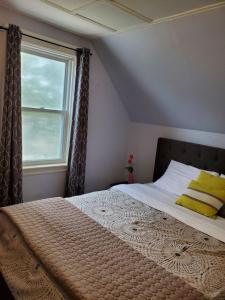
[23,164,67,176]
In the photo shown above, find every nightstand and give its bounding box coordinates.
[110,181,128,188]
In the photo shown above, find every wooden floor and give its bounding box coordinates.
[0,273,14,300]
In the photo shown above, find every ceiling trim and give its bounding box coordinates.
[152,2,225,25]
[109,0,153,23]
[41,0,71,13]
[41,0,95,13]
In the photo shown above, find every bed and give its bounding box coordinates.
[1,138,225,300]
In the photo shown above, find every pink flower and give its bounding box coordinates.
[129,154,134,160]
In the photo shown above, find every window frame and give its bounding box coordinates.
[21,41,76,169]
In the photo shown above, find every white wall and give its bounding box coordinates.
[86,51,129,193]
[128,122,225,183]
[0,6,129,201]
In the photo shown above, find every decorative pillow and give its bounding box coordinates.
[218,172,225,217]
[198,171,225,189]
[176,180,225,217]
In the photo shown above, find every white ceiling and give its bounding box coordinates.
[0,0,224,38]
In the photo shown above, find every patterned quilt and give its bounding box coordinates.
[1,190,225,299]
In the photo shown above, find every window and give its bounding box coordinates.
[21,42,76,168]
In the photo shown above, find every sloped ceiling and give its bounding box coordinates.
[93,6,225,133]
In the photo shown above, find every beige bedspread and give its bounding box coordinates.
[0,190,225,299]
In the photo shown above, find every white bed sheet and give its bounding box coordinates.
[112,183,225,244]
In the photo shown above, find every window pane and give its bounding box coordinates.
[22,111,64,162]
[21,52,66,110]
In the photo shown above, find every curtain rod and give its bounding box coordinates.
[0,25,92,56]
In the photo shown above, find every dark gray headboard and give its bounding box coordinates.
[153,138,225,181]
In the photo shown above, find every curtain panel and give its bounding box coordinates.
[65,48,90,197]
[0,25,23,206]
[0,30,7,138]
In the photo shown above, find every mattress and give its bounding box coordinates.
[0,184,225,299]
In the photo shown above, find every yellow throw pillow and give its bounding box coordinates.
[197,171,225,189]
[176,180,225,217]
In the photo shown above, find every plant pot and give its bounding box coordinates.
[128,172,134,184]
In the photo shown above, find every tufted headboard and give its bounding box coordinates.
[153,138,225,181]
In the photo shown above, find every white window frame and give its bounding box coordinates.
[21,41,76,173]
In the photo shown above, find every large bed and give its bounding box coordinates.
[1,138,225,300]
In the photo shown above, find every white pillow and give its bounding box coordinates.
[154,160,218,196]
[220,174,225,178]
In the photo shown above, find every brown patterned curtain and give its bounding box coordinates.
[0,25,22,206]
[65,48,90,197]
